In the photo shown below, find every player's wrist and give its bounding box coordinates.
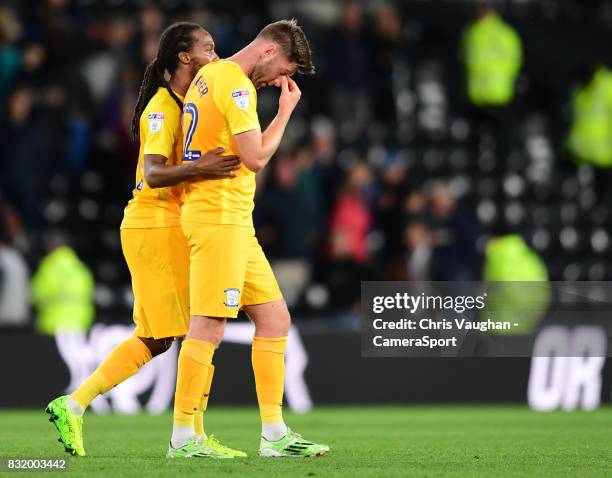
[277,106,293,119]
[184,161,198,177]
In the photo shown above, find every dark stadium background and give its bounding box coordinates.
[1,0,611,412]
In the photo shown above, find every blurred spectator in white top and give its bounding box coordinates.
[402,221,432,281]
[0,204,30,328]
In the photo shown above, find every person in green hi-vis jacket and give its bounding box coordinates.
[567,65,612,167]
[32,243,94,336]
[462,6,522,107]
[481,234,550,335]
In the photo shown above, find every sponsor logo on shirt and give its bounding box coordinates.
[231,89,250,110]
[148,113,165,132]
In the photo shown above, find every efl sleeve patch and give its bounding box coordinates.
[148,112,165,132]
[231,89,250,110]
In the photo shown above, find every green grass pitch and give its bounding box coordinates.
[1,406,611,477]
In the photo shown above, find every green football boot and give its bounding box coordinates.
[45,396,86,457]
[259,428,329,458]
[166,436,235,459]
[203,435,247,458]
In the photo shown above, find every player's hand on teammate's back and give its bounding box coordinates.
[278,75,301,115]
[192,147,241,179]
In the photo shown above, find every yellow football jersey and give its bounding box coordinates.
[181,60,260,227]
[121,87,185,229]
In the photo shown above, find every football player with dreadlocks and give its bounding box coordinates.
[46,22,244,459]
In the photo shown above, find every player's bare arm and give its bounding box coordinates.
[233,76,301,173]
[144,147,241,188]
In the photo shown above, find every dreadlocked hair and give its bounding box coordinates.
[131,22,203,139]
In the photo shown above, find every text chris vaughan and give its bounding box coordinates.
[372,318,513,332]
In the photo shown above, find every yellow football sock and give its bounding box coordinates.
[174,339,215,427]
[252,336,287,423]
[71,336,152,409]
[194,364,215,436]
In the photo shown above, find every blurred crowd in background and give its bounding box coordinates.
[3,0,612,331]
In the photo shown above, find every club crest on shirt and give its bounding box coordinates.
[148,112,165,132]
[231,89,250,110]
[224,288,241,307]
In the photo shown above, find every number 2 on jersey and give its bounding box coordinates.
[183,102,201,161]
